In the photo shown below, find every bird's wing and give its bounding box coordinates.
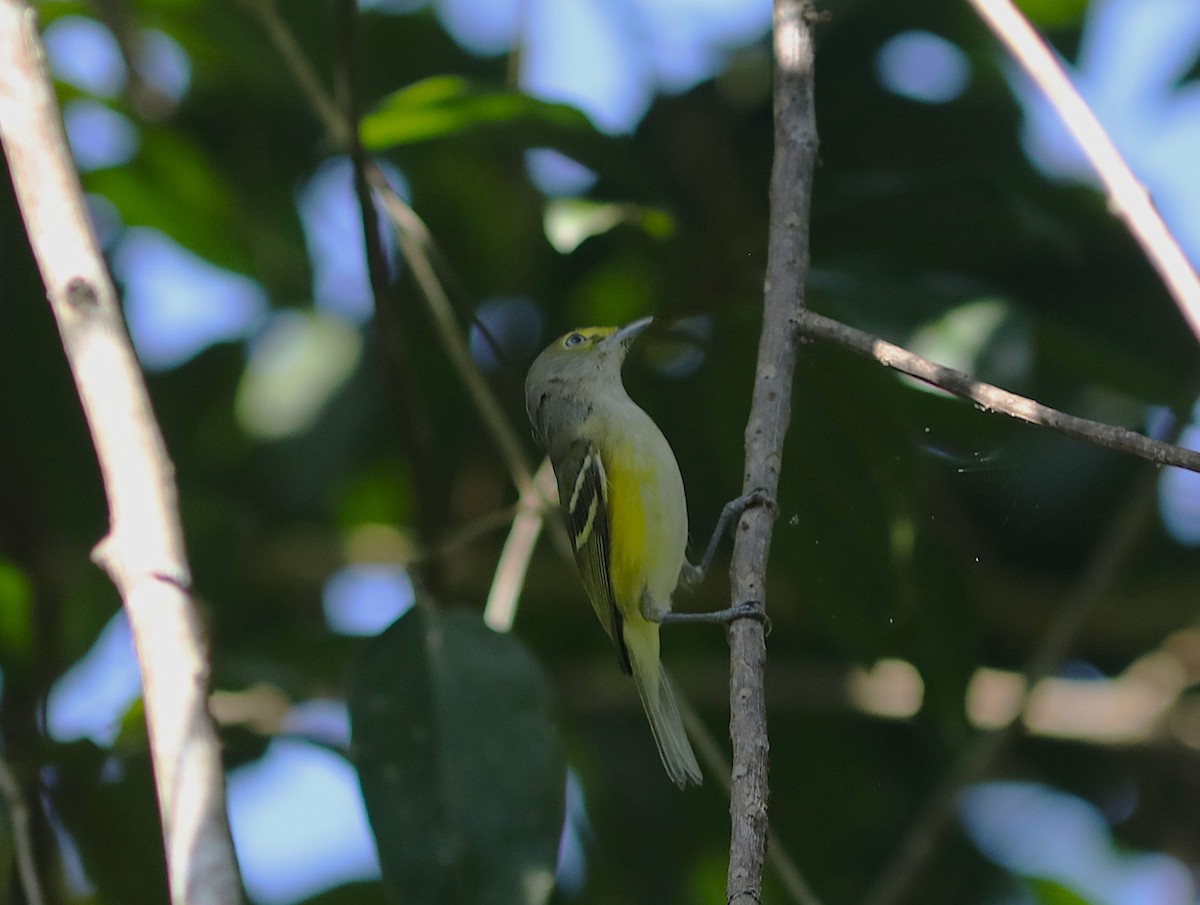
[558,438,632,675]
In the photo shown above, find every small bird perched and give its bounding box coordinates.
[525,317,764,787]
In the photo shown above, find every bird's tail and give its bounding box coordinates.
[625,623,702,787]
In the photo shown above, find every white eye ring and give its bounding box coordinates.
[564,333,586,348]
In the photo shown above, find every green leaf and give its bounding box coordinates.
[0,560,33,664]
[361,76,594,149]
[1026,876,1098,905]
[1014,0,1089,28]
[86,127,253,273]
[350,607,565,905]
[543,199,675,254]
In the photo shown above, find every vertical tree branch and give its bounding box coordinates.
[335,0,446,594]
[246,0,576,625]
[0,5,243,904]
[726,1,818,902]
[680,700,825,905]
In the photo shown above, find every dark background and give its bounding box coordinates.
[3,0,1200,903]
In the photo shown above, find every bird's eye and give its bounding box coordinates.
[564,333,586,348]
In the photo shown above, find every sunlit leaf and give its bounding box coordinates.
[543,199,674,254]
[1026,876,1097,905]
[1014,0,1090,29]
[235,311,363,440]
[361,76,594,149]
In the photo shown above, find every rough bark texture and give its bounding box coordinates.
[726,2,818,902]
[796,308,1200,472]
[0,5,243,904]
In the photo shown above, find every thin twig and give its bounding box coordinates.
[0,757,46,905]
[862,461,1163,905]
[0,4,242,904]
[969,0,1200,343]
[336,0,445,593]
[368,179,542,501]
[89,0,176,119]
[364,166,575,562]
[238,0,349,147]
[244,0,561,550]
[484,458,560,632]
[725,1,818,902]
[797,308,1200,473]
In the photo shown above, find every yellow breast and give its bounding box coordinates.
[598,407,688,616]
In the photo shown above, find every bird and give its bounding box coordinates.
[525,316,766,787]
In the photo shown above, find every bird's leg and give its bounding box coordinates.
[640,489,776,629]
[655,601,769,629]
[677,488,776,590]
[640,592,765,626]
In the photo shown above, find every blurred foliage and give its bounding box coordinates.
[0,784,13,905]
[1027,877,1098,905]
[361,76,598,149]
[351,607,564,905]
[1,0,1199,904]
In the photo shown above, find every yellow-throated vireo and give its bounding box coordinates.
[525,317,766,787]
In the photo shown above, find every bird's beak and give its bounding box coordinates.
[607,316,653,348]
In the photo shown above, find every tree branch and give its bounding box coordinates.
[0,5,242,904]
[796,308,1200,473]
[968,0,1200,343]
[366,179,542,498]
[244,0,574,576]
[484,458,559,632]
[679,699,824,905]
[335,0,446,594]
[726,1,818,901]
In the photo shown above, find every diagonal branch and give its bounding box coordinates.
[726,1,818,902]
[484,458,558,632]
[969,0,1200,343]
[0,4,242,904]
[366,178,542,502]
[797,308,1200,473]
[242,0,562,532]
[244,0,575,595]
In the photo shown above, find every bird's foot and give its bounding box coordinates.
[653,601,771,633]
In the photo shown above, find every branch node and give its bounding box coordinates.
[65,276,99,310]
[802,3,830,24]
[745,488,781,520]
[90,533,115,570]
[152,570,195,593]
